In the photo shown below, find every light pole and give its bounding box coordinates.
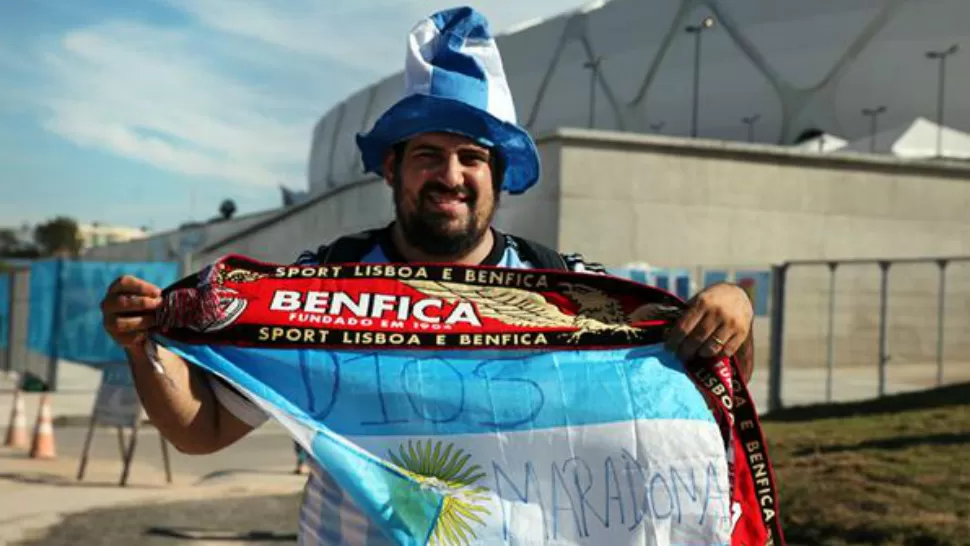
[926,44,959,158]
[862,106,887,153]
[583,56,604,129]
[741,114,761,142]
[685,16,715,138]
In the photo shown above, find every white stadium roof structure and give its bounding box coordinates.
[308,0,970,192]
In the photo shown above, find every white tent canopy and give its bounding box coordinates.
[841,117,970,160]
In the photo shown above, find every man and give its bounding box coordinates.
[102,7,755,544]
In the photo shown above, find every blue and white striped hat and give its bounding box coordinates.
[356,6,540,195]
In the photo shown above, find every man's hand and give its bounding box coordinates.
[101,275,163,349]
[665,283,754,364]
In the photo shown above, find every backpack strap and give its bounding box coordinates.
[315,228,579,273]
[505,234,569,271]
[316,229,382,264]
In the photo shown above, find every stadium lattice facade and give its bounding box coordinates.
[309,0,969,193]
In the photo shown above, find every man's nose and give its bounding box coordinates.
[438,154,464,187]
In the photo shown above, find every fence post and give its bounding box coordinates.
[3,272,13,375]
[936,259,948,387]
[181,252,194,278]
[768,263,788,412]
[825,262,838,403]
[46,258,65,392]
[877,261,891,398]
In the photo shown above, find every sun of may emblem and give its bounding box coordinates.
[388,440,492,546]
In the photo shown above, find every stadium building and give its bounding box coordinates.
[311,0,970,193]
[82,0,970,407]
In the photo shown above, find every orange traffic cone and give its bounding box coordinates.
[29,394,56,459]
[4,388,29,449]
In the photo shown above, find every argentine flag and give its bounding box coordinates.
[157,341,734,545]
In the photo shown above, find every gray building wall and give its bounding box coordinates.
[492,142,563,247]
[195,179,393,266]
[547,129,970,266]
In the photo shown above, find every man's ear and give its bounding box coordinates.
[382,150,396,187]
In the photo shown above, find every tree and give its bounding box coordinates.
[34,216,82,257]
[0,227,40,258]
[219,199,237,221]
[0,229,17,252]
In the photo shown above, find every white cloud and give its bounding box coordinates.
[169,0,588,74]
[36,20,323,189]
[27,0,588,191]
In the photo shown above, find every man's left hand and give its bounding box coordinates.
[665,283,754,364]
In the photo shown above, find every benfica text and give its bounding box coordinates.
[270,290,480,330]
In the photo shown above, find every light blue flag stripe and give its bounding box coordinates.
[160,341,716,438]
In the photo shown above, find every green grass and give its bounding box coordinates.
[763,383,970,546]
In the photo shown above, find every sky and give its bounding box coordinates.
[0,0,589,233]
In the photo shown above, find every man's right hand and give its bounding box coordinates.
[101,275,163,349]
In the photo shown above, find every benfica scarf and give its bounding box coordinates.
[153,255,785,546]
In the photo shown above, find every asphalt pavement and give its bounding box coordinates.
[0,409,307,545]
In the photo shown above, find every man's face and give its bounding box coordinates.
[385,132,499,257]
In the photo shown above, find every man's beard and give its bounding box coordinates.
[393,175,497,257]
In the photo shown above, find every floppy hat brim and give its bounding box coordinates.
[356,94,540,195]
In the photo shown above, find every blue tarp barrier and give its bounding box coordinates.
[27,259,179,366]
[610,267,694,300]
[736,270,772,317]
[703,270,730,288]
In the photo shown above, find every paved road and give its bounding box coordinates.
[0,420,307,545]
[15,490,302,546]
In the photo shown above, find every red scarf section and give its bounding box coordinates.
[157,255,786,546]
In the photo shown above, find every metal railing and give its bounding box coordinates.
[767,256,970,412]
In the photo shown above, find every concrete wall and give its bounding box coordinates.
[547,128,970,267]
[195,179,393,266]
[492,142,563,247]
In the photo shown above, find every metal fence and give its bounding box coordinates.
[3,255,967,412]
[2,266,53,387]
[1,259,180,391]
[767,256,970,412]
[614,256,970,413]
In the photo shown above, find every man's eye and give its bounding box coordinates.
[462,154,488,164]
